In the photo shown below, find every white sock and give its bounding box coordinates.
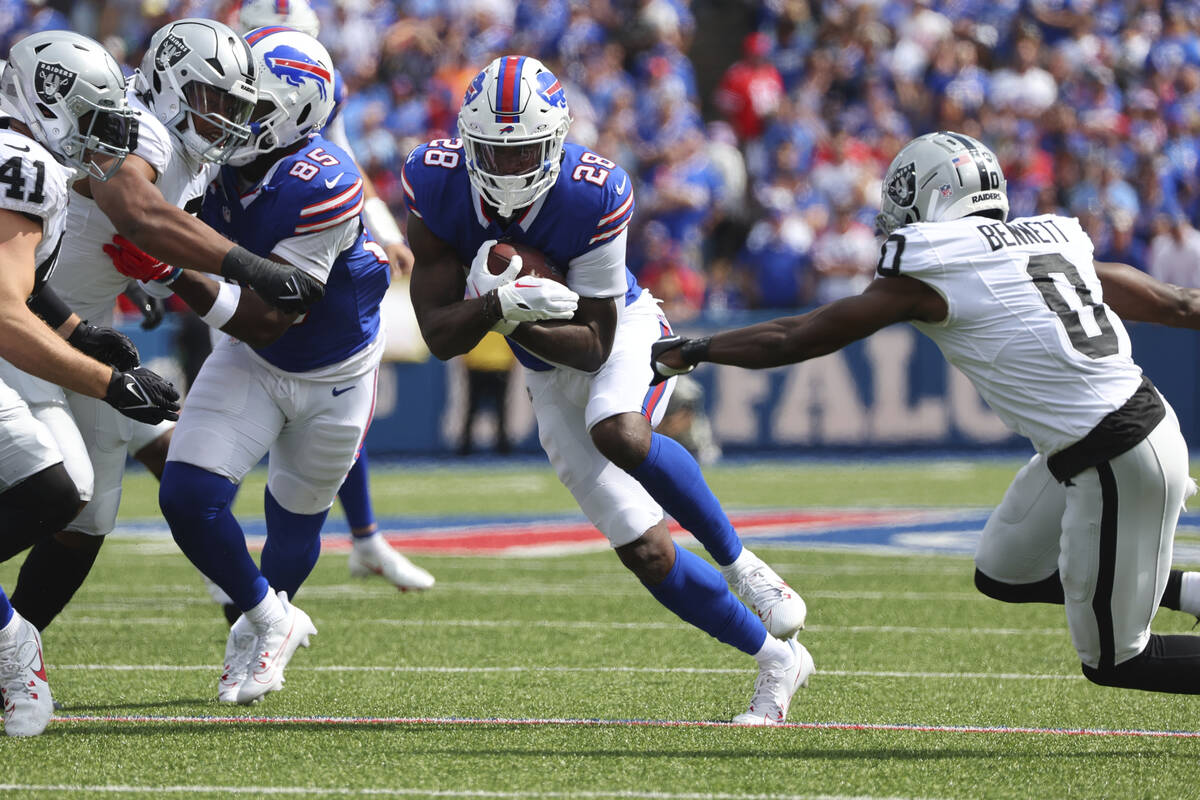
[722,547,759,579]
[1180,572,1200,617]
[753,634,792,665]
[245,589,285,633]
[0,610,21,644]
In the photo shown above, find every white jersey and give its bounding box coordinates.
[0,125,70,293]
[49,91,218,323]
[880,214,1144,456]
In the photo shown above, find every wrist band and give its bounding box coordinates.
[200,282,242,329]
[680,336,711,366]
[362,196,404,246]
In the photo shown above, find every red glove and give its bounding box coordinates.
[102,235,181,284]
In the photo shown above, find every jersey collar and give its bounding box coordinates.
[472,187,549,233]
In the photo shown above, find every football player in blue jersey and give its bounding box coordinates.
[405,55,813,724]
[108,28,388,705]
[234,0,433,594]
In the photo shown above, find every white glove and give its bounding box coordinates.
[466,239,523,298]
[494,277,579,329]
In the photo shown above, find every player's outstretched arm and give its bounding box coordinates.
[87,159,322,312]
[0,211,136,398]
[655,276,943,374]
[408,215,506,360]
[1095,260,1200,330]
[104,234,299,347]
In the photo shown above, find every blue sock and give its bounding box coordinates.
[0,587,12,628]
[260,487,329,598]
[644,543,766,655]
[628,433,742,566]
[159,462,268,611]
[338,450,376,537]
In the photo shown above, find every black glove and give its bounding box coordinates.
[103,367,180,424]
[69,321,140,371]
[650,335,696,386]
[123,282,166,330]
[221,245,324,313]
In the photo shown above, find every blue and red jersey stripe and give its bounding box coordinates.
[640,319,674,420]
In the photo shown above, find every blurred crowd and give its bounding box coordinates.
[8,0,1200,318]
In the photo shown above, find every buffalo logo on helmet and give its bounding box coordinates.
[535,71,567,109]
[886,161,916,208]
[34,61,76,105]
[463,70,485,106]
[264,45,330,101]
[156,34,191,69]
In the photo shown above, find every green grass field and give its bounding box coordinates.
[2,457,1199,800]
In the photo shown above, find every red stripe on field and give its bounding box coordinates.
[51,714,1200,738]
[320,509,928,554]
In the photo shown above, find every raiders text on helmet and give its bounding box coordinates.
[0,31,134,180]
[134,18,258,164]
[877,131,1009,235]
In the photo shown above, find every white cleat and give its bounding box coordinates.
[349,534,435,591]
[218,614,256,703]
[236,592,316,705]
[733,637,815,726]
[0,612,53,737]
[724,550,807,639]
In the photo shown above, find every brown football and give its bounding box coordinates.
[486,241,566,284]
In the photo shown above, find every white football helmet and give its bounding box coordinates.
[458,55,571,217]
[0,31,134,180]
[237,0,321,38]
[227,27,335,166]
[876,131,1009,235]
[134,18,258,164]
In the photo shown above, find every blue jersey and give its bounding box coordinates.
[401,140,640,370]
[201,134,390,373]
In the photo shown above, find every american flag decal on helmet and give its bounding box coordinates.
[494,55,525,123]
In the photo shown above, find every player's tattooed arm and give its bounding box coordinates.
[1095,260,1200,330]
[508,296,617,373]
[407,215,498,360]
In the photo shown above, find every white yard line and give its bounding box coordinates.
[46,663,1083,680]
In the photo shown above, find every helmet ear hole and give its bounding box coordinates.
[152,72,161,94]
[297,104,310,127]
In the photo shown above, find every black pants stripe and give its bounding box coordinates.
[1093,462,1119,671]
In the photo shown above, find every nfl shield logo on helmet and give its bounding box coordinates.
[155,33,191,69]
[264,45,331,101]
[34,61,76,105]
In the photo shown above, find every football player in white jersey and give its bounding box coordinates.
[408,55,812,725]
[4,18,323,636]
[231,0,432,594]
[0,30,180,737]
[655,130,1200,694]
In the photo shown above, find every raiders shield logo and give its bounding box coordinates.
[156,34,191,70]
[886,162,917,208]
[35,62,76,105]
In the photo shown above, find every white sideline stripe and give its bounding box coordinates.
[62,616,1066,637]
[0,787,929,800]
[47,664,1082,680]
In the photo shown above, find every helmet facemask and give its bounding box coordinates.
[174,80,256,164]
[66,101,136,181]
[461,123,568,217]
